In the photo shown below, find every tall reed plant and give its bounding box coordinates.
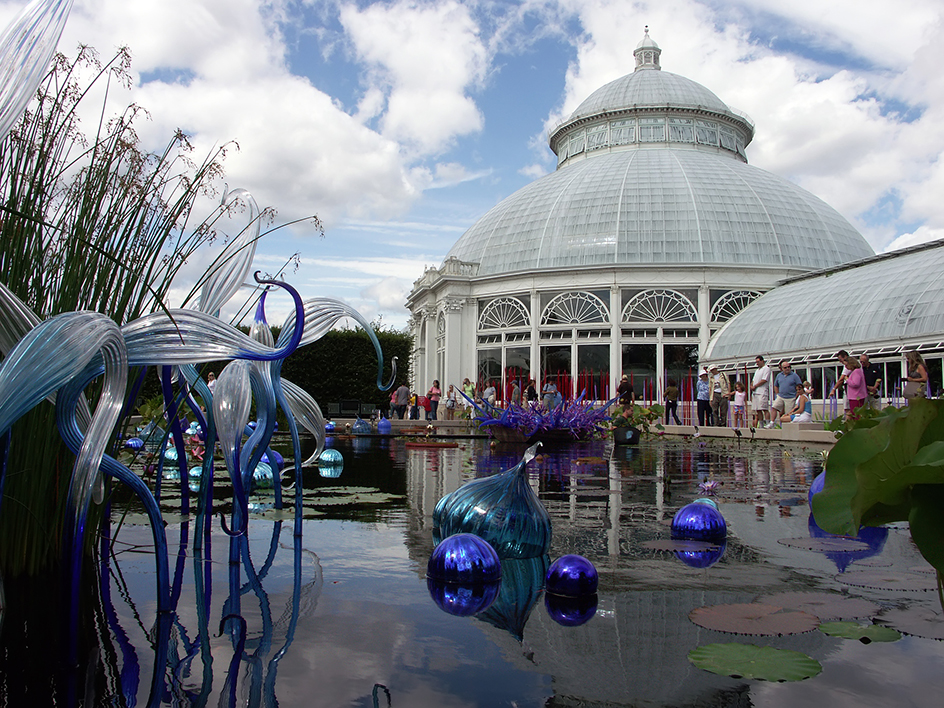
[0,47,239,576]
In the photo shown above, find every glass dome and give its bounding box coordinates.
[445,148,874,275]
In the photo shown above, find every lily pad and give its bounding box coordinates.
[836,570,938,592]
[641,539,723,553]
[878,606,944,640]
[688,643,822,681]
[757,591,880,621]
[689,603,819,636]
[818,621,901,643]
[778,537,870,552]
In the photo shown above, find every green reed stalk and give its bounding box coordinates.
[0,46,235,577]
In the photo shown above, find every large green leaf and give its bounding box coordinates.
[908,483,944,574]
[812,400,944,536]
[818,621,901,643]
[688,643,822,681]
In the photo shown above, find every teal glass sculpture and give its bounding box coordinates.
[433,443,551,559]
[352,417,371,434]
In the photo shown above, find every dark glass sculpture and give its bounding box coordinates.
[426,578,501,617]
[545,593,598,627]
[427,533,502,584]
[545,554,598,597]
[476,555,549,640]
[675,539,727,568]
[433,443,551,559]
[671,502,727,542]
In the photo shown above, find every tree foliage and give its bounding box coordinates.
[280,326,411,410]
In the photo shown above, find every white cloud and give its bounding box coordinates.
[339,0,488,156]
[884,227,944,253]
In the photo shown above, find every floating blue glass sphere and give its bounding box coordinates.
[545,593,598,627]
[325,421,336,432]
[675,539,727,568]
[352,417,371,435]
[252,462,273,488]
[427,534,502,584]
[671,503,727,542]
[545,555,598,597]
[188,465,202,479]
[125,437,144,450]
[692,497,719,509]
[319,449,343,464]
[809,471,826,506]
[163,447,179,462]
[427,578,500,617]
[377,416,392,434]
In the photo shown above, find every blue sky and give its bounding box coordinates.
[3,0,943,330]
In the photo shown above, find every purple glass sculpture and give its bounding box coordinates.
[124,437,144,450]
[545,554,598,597]
[426,533,502,584]
[545,593,598,627]
[426,578,501,617]
[671,502,727,542]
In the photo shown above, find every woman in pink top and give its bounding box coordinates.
[427,380,442,420]
[845,357,867,413]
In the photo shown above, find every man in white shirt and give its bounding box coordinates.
[750,356,770,427]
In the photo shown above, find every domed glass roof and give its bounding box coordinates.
[445,149,874,274]
[568,70,733,122]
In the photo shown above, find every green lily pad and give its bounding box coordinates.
[818,621,901,643]
[688,643,822,681]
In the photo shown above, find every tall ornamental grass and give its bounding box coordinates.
[0,46,238,577]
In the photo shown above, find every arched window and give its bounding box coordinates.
[711,290,761,323]
[542,292,610,325]
[478,297,530,330]
[622,290,696,323]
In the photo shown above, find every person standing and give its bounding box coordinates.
[750,356,770,427]
[444,384,457,420]
[828,349,852,415]
[617,374,635,412]
[708,365,730,426]
[482,381,497,406]
[427,380,441,420]
[462,377,476,412]
[542,379,558,409]
[664,378,682,425]
[904,350,929,399]
[393,382,410,419]
[859,353,883,410]
[768,360,802,428]
[511,379,522,406]
[845,357,867,413]
[696,369,712,426]
[526,379,538,404]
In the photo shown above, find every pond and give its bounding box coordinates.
[2,435,943,707]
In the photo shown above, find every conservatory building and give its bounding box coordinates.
[406,31,874,403]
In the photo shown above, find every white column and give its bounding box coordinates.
[610,285,621,399]
[697,285,711,359]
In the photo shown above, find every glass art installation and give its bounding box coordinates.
[426,533,502,584]
[545,554,599,597]
[352,417,371,435]
[433,443,551,559]
[671,502,728,543]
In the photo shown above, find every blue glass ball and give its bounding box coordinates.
[325,421,336,432]
[545,555,598,597]
[809,471,826,505]
[692,497,719,509]
[671,503,727,542]
[188,465,203,479]
[125,437,144,450]
[427,578,501,617]
[427,534,502,584]
[266,450,284,471]
[378,417,392,434]
[545,593,598,627]
[319,448,343,464]
[675,539,727,568]
[163,447,179,461]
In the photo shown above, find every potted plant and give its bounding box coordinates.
[610,404,665,445]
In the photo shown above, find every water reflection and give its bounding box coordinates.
[4,436,943,706]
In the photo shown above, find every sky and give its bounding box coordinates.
[3,0,943,330]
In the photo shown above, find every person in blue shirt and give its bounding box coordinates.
[696,369,713,426]
[768,360,802,428]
